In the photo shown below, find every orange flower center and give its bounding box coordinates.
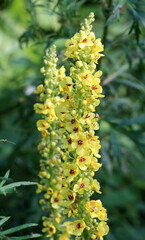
[82,38,87,42]
[79,156,85,162]
[83,74,88,79]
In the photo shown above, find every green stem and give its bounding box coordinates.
[102,0,113,45]
[98,0,113,69]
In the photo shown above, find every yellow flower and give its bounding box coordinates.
[80,112,95,125]
[74,178,91,194]
[42,129,49,137]
[76,155,91,170]
[42,221,56,237]
[61,136,74,151]
[60,76,73,93]
[64,38,78,59]
[35,84,45,94]
[47,109,57,122]
[78,70,92,86]
[88,135,101,156]
[51,191,62,209]
[62,189,76,206]
[65,220,86,236]
[92,179,101,194]
[86,200,102,218]
[63,163,79,182]
[86,200,108,220]
[78,31,95,49]
[71,132,89,155]
[56,213,62,223]
[34,103,44,114]
[95,221,109,238]
[44,100,54,112]
[90,156,102,172]
[59,232,70,240]
[58,65,66,81]
[36,119,49,131]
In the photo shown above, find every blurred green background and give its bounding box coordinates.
[0,0,145,239]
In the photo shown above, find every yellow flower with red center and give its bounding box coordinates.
[80,112,95,125]
[62,189,76,207]
[63,163,79,182]
[42,221,56,237]
[76,155,91,170]
[65,116,81,134]
[64,38,78,59]
[61,136,74,151]
[60,76,73,93]
[34,103,45,114]
[36,119,50,131]
[51,191,63,209]
[74,177,91,194]
[78,70,92,86]
[78,31,95,49]
[71,132,89,155]
[65,220,86,236]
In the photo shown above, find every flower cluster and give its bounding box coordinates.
[56,12,109,239]
[34,46,62,239]
[34,12,109,240]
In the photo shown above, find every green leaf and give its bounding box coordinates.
[0,170,10,187]
[118,114,145,126]
[0,223,38,235]
[0,177,12,181]
[117,79,145,92]
[122,45,132,66]
[9,234,42,240]
[110,127,122,164]
[0,216,10,226]
[0,181,37,195]
[129,0,145,6]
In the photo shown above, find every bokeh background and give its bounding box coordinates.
[0,0,145,239]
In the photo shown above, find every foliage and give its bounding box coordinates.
[0,0,145,240]
[0,170,41,239]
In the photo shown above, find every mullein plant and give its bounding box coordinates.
[34,13,109,240]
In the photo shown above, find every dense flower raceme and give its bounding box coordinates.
[34,46,63,239]
[34,13,109,240]
[56,12,109,240]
